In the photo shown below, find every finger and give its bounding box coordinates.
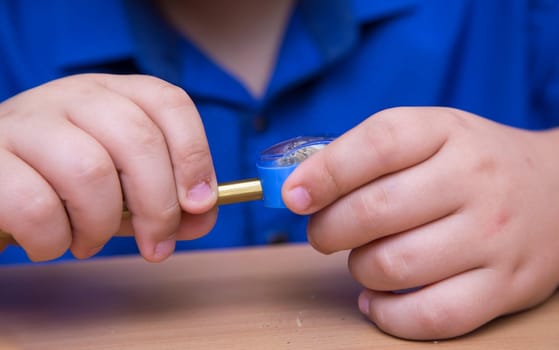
[174,207,218,241]
[306,147,465,253]
[64,86,182,262]
[348,212,486,291]
[5,117,123,259]
[358,268,506,340]
[113,208,218,241]
[92,74,218,213]
[0,149,71,261]
[283,107,459,214]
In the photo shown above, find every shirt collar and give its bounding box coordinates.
[53,0,419,71]
[52,0,419,108]
[264,0,419,102]
[294,0,419,66]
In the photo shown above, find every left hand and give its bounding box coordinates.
[283,107,559,340]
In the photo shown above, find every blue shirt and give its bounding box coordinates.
[1,0,558,264]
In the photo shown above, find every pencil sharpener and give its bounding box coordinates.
[257,136,334,208]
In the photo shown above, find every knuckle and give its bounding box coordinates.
[160,201,182,223]
[349,192,373,221]
[157,84,193,110]
[7,185,70,262]
[14,188,60,227]
[176,143,212,170]
[363,116,399,167]
[322,151,344,198]
[348,192,384,233]
[49,74,99,97]
[130,118,166,151]
[371,245,410,284]
[133,201,181,243]
[70,151,114,185]
[413,300,455,338]
[368,303,389,328]
[439,107,472,130]
[471,154,499,176]
[147,201,181,229]
[107,95,168,152]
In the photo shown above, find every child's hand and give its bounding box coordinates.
[283,107,559,340]
[0,74,217,262]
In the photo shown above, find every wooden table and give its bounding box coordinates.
[0,244,557,349]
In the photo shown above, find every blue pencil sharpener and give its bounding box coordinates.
[217,136,334,208]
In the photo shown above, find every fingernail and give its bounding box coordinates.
[187,181,212,203]
[358,292,370,315]
[285,186,311,212]
[154,238,175,260]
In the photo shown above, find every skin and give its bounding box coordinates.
[157,0,295,97]
[0,74,218,262]
[283,107,559,339]
[1,2,557,342]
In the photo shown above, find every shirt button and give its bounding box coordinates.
[253,115,267,132]
[266,231,290,244]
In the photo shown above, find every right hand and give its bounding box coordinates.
[0,74,218,262]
